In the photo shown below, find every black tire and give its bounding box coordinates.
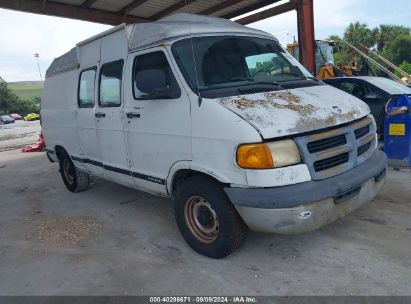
[58,151,90,193]
[174,176,248,258]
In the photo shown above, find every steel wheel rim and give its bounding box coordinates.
[63,159,74,185]
[184,196,219,243]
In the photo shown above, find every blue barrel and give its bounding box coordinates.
[384,94,411,168]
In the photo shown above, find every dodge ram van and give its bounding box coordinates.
[42,13,387,258]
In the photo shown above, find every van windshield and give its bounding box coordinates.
[172,36,314,97]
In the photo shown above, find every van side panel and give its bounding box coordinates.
[77,39,100,67]
[42,70,80,163]
[100,29,128,62]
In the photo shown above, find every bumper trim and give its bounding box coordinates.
[224,150,387,209]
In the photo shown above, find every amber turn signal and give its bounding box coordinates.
[236,144,274,169]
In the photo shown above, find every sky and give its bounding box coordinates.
[0,0,410,82]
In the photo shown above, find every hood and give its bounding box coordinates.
[217,85,370,139]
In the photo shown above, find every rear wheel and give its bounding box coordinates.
[58,151,89,192]
[174,176,247,258]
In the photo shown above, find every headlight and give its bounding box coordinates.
[237,140,301,169]
[266,139,301,168]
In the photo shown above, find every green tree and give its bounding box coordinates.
[395,61,411,78]
[327,35,351,66]
[326,22,411,78]
[0,76,20,115]
[32,96,41,105]
[0,76,39,115]
[383,34,411,66]
[343,22,376,48]
[12,98,39,115]
[375,25,410,52]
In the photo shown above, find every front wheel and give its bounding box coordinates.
[58,151,90,193]
[174,176,248,258]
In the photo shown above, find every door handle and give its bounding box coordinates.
[95,112,106,118]
[126,112,140,119]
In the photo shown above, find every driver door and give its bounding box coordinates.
[122,47,191,195]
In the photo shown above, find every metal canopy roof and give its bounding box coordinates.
[0,0,289,26]
[0,0,316,72]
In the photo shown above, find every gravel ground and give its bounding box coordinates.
[0,120,41,152]
[0,150,410,296]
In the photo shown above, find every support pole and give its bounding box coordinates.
[34,53,43,82]
[296,0,316,74]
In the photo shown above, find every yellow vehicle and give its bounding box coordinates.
[24,113,40,121]
[287,40,353,80]
[288,40,410,84]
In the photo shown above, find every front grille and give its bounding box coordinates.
[355,124,370,139]
[307,134,346,153]
[357,142,371,156]
[294,116,376,180]
[314,153,349,172]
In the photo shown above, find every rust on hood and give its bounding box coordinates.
[217,85,370,139]
[291,110,360,133]
[222,91,317,119]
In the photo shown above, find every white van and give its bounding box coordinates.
[42,13,387,258]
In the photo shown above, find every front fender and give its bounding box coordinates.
[166,161,248,195]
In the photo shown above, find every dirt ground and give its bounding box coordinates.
[0,149,410,296]
[0,120,41,152]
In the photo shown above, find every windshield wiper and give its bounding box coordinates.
[276,73,321,83]
[249,80,282,86]
[199,79,283,91]
[229,77,254,82]
[230,78,282,86]
[207,77,254,86]
[305,76,322,82]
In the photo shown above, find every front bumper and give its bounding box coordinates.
[224,150,387,234]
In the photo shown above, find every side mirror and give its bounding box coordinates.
[135,69,172,99]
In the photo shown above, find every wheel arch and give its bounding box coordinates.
[54,144,69,160]
[167,162,230,197]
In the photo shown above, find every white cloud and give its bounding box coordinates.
[0,64,39,82]
[0,9,110,81]
[0,9,110,61]
[313,0,366,28]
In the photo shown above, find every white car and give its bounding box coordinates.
[42,13,387,258]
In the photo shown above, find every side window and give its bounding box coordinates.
[99,60,123,107]
[362,83,382,100]
[352,84,367,100]
[339,81,356,94]
[133,51,181,100]
[78,68,96,108]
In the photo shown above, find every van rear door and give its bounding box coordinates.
[94,31,133,187]
[75,39,103,176]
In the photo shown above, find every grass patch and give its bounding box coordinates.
[8,81,43,101]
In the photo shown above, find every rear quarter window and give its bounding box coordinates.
[78,68,96,108]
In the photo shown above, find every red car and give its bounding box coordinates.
[10,113,22,120]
